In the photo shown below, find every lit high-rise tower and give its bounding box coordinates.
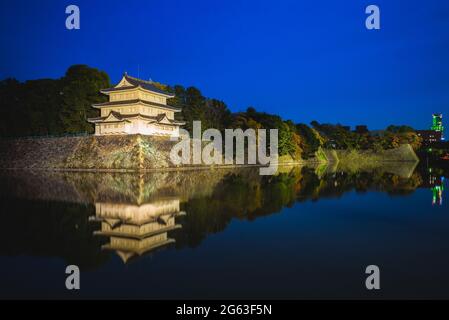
[431,113,444,140]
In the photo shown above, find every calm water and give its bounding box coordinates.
[0,163,448,299]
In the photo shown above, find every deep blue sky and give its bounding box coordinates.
[1,0,449,129]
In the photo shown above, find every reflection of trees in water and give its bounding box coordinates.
[0,199,109,269]
[0,165,437,268]
[300,169,423,198]
[174,167,424,249]
[0,169,242,269]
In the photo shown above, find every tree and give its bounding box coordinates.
[59,65,110,134]
[0,64,421,158]
[386,125,415,134]
[295,124,321,158]
[0,78,64,137]
[206,99,232,131]
[0,78,24,137]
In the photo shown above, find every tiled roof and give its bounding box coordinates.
[101,74,175,97]
[88,111,185,125]
[101,86,136,93]
[124,75,174,96]
[92,99,181,112]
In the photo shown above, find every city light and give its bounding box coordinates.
[431,113,444,140]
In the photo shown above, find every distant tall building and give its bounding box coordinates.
[416,130,442,145]
[431,113,444,139]
[416,113,444,145]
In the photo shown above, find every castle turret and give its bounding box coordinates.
[88,74,185,137]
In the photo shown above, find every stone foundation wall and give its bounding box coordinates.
[0,135,419,171]
[0,136,85,169]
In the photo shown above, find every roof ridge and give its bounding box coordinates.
[125,74,154,85]
[92,99,181,111]
[121,74,174,97]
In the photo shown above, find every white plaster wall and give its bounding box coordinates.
[95,119,180,137]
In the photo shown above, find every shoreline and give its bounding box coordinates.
[0,158,421,173]
[0,161,315,173]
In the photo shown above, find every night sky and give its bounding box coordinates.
[1,0,449,129]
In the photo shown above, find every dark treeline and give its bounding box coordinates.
[0,65,421,158]
[0,65,110,137]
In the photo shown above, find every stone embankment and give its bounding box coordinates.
[0,135,418,171]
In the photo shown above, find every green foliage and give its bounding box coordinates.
[386,125,415,134]
[0,78,64,136]
[166,86,306,158]
[0,64,421,158]
[311,121,363,149]
[296,124,321,158]
[229,109,303,158]
[0,65,110,137]
[311,121,421,151]
[60,65,110,133]
[165,85,232,133]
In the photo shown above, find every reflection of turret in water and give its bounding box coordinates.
[89,198,185,263]
[0,163,442,268]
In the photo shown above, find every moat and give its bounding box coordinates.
[0,163,447,299]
